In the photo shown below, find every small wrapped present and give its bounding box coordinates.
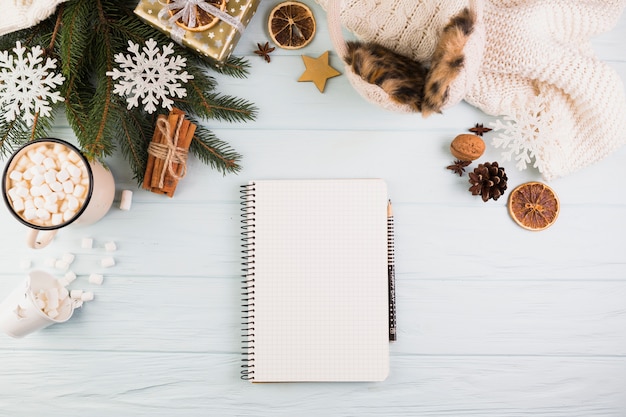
[134,0,259,66]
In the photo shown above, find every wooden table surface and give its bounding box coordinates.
[1,1,625,416]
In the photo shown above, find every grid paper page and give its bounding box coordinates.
[250,179,389,382]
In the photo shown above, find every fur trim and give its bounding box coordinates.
[422,7,476,117]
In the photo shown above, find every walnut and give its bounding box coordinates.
[450,133,485,161]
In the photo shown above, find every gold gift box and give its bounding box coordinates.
[134,0,259,66]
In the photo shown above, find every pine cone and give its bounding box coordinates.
[468,162,508,202]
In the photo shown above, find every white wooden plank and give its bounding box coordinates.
[1,277,624,356]
[0,352,624,417]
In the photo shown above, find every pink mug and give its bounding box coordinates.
[2,138,115,249]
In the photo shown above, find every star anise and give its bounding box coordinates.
[446,159,471,176]
[469,123,492,136]
[254,42,275,63]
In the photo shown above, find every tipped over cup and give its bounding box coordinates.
[0,270,76,338]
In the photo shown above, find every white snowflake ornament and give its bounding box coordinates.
[0,42,65,125]
[490,93,566,174]
[106,38,193,114]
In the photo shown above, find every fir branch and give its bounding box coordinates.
[59,0,94,78]
[112,105,153,182]
[179,78,258,123]
[189,123,241,174]
[213,55,252,79]
[0,116,53,158]
[0,0,257,185]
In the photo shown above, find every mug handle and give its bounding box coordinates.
[26,228,58,249]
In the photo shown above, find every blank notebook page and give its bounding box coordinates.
[244,179,389,382]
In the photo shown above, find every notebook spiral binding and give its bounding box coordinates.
[240,183,256,380]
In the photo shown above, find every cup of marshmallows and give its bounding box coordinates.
[2,138,115,249]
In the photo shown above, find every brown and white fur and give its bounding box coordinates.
[343,8,476,117]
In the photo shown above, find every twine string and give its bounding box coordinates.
[148,115,188,189]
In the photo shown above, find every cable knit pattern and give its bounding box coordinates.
[0,0,68,36]
[465,0,626,180]
[317,0,626,180]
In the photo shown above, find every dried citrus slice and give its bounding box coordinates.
[167,0,226,32]
[508,182,560,231]
[268,1,316,50]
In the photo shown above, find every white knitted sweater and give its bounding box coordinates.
[317,0,626,180]
[0,0,68,36]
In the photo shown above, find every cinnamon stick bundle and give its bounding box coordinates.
[143,108,195,197]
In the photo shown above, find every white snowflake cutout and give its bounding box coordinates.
[490,93,561,174]
[106,38,193,114]
[0,41,65,125]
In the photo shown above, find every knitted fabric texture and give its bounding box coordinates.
[321,0,485,113]
[465,0,626,180]
[318,0,626,180]
[0,0,69,36]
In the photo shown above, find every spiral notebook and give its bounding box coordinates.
[241,179,390,382]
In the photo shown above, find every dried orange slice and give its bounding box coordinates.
[268,1,316,50]
[167,0,226,32]
[508,182,560,231]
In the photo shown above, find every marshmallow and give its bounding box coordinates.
[62,253,75,265]
[46,309,59,319]
[81,291,94,302]
[31,174,45,186]
[12,198,25,212]
[89,273,104,285]
[36,208,51,220]
[59,286,69,300]
[30,152,45,165]
[73,184,86,198]
[54,259,69,271]
[70,289,83,299]
[23,208,37,220]
[62,180,74,194]
[51,213,64,225]
[43,157,56,170]
[8,170,23,181]
[105,241,117,252]
[100,257,115,268]
[119,189,133,211]
[56,169,70,182]
[16,186,30,198]
[81,237,93,249]
[64,271,77,283]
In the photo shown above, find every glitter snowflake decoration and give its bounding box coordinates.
[0,41,65,125]
[490,94,562,174]
[106,38,193,114]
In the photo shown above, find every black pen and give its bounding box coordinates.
[387,200,397,341]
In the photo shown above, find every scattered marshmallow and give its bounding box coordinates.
[119,189,133,211]
[89,273,104,285]
[54,259,69,271]
[61,252,75,265]
[70,289,83,299]
[104,241,117,252]
[81,237,93,249]
[81,291,94,302]
[64,271,77,283]
[100,257,115,268]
